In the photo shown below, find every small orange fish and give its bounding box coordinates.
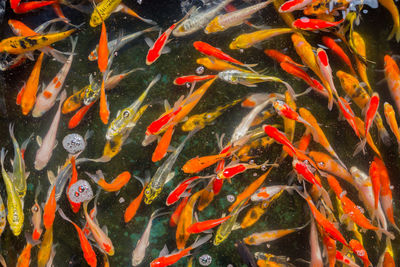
[124,177,147,223]
[86,170,131,192]
[43,185,56,230]
[66,157,80,213]
[98,21,109,74]
[99,80,110,124]
[349,239,371,267]
[68,102,95,129]
[17,234,39,267]
[152,124,175,162]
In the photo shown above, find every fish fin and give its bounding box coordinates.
[89,74,94,85]
[232,222,241,230]
[167,145,176,152]
[86,171,100,183]
[21,133,33,152]
[164,99,171,111]
[159,245,169,257]
[25,171,30,180]
[239,81,257,87]
[102,225,108,235]
[166,172,175,184]
[53,140,58,149]
[378,127,391,146]
[36,136,42,147]
[353,139,367,156]
[25,52,35,61]
[190,234,212,249]
[47,170,56,185]
[132,175,145,188]
[161,46,171,54]
[144,37,154,48]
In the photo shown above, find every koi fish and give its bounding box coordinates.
[308,151,354,185]
[273,100,312,128]
[299,108,346,168]
[278,0,313,12]
[98,21,108,74]
[229,167,273,211]
[378,238,395,267]
[31,184,42,240]
[132,209,168,266]
[68,102,95,129]
[217,160,274,180]
[0,29,76,54]
[19,52,44,115]
[321,36,356,75]
[169,191,190,227]
[43,183,56,230]
[34,91,67,170]
[352,32,372,94]
[181,150,232,174]
[338,96,360,138]
[218,69,295,96]
[150,234,212,267]
[251,185,297,202]
[33,37,77,117]
[9,123,31,198]
[106,74,160,140]
[384,55,400,113]
[124,176,147,223]
[369,160,381,209]
[384,102,400,151]
[174,75,216,85]
[303,0,349,15]
[88,26,159,61]
[263,124,299,156]
[379,0,400,41]
[196,57,251,72]
[37,226,53,267]
[166,176,203,206]
[86,170,131,192]
[0,148,24,236]
[83,199,114,255]
[264,49,305,67]
[187,215,231,233]
[66,156,80,213]
[181,98,241,131]
[17,234,39,267]
[310,218,324,267]
[349,239,371,267]
[229,28,293,49]
[205,0,273,33]
[292,17,344,30]
[335,250,359,267]
[243,223,308,245]
[12,1,56,13]
[58,209,97,267]
[144,130,197,204]
[172,0,234,37]
[292,159,322,187]
[90,0,122,27]
[337,70,389,144]
[355,92,379,155]
[114,3,156,25]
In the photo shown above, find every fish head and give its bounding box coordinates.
[83,83,100,105]
[34,158,46,171]
[143,183,161,205]
[88,47,98,61]
[89,13,102,28]
[229,37,241,50]
[106,109,132,140]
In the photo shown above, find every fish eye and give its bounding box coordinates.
[145,189,150,194]
[123,111,130,118]
[32,206,38,212]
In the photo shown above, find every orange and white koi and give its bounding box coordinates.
[279,0,312,12]
[58,209,97,267]
[173,75,216,85]
[273,100,312,128]
[322,36,356,75]
[292,159,322,187]
[349,239,371,267]
[86,170,131,192]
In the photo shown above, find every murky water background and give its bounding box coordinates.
[0,0,399,266]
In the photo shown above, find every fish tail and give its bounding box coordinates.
[378,126,391,146]
[8,123,16,142]
[353,138,367,156]
[85,171,100,183]
[387,22,400,42]
[21,133,33,152]
[0,148,6,168]
[190,234,212,249]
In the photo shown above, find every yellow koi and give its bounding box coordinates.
[379,0,400,42]
[229,28,293,49]
[90,0,122,27]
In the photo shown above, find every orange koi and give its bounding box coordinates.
[152,124,175,162]
[20,52,45,115]
[197,181,214,211]
[322,36,356,75]
[17,234,39,267]
[124,176,147,223]
[264,49,304,67]
[86,170,131,192]
[68,102,95,129]
[384,55,400,113]
[384,102,400,151]
[182,150,232,174]
[349,239,371,267]
[12,1,56,13]
[169,191,190,227]
[99,80,110,125]
[66,157,80,213]
[58,209,97,267]
[298,131,312,152]
[196,57,251,72]
[187,215,231,234]
[193,41,249,66]
[369,160,381,209]
[43,185,56,230]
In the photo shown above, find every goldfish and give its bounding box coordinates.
[352,32,373,93]
[273,0,296,27]
[349,239,372,267]
[33,37,77,117]
[0,29,76,54]
[172,0,234,36]
[124,176,147,223]
[58,209,97,267]
[205,0,273,33]
[174,75,216,85]
[43,184,56,230]
[263,124,298,156]
[19,52,44,115]
[66,156,80,213]
[12,0,56,13]
[86,170,131,192]
[0,148,24,236]
[114,3,156,25]
[321,36,356,75]
[369,160,381,209]
[292,17,344,30]
[98,21,108,74]
[132,209,168,266]
[62,86,86,114]
[34,91,67,170]
[292,159,322,187]
[150,235,212,267]
[243,223,308,245]
[355,92,379,155]
[264,49,304,68]
[68,102,95,129]
[188,215,232,234]
[273,99,312,128]
[196,57,251,72]
[384,55,400,113]
[229,28,293,49]
[379,0,400,41]
[106,74,160,140]
[88,26,159,61]
[144,130,197,204]
[37,226,53,267]
[83,199,114,255]
[337,96,360,138]
[90,0,122,27]
[214,200,247,245]
[166,176,203,206]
